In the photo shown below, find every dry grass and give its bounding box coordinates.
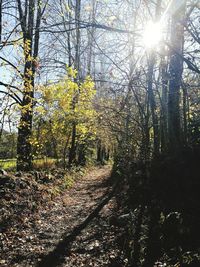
[0,158,56,171]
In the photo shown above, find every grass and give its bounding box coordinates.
[0,158,56,171]
[33,158,56,170]
[0,159,16,170]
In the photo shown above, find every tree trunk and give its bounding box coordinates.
[87,0,96,75]
[168,3,186,151]
[68,0,81,167]
[17,33,34,171]
[16,0,43,171]
[182,84,188,144]
[77,143,86,166]
[17,106,33,171]
[68,122,77,166]
[160,58,168,152]
[63,134,70,169]
[97,139,102,163]
[147,54,160,157]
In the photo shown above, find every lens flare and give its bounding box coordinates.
[143,21,162,48]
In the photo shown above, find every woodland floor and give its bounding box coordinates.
[0,166,126,267]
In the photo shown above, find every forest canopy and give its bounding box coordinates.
[0,0,199,170]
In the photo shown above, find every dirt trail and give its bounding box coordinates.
[1,166,124,267]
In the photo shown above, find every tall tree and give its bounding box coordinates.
[16,0,47,171]
[146,0,162,157]
[68,0,81,166]
[168,1,186,151]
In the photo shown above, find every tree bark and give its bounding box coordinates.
[147,54,160,157]
[68,122,77,166]
[68,0,81,167]
[160,58,168,152]
[16,0,44,171]
[168,3,186,151]
[17,0,35,171]
[182,84,189,144]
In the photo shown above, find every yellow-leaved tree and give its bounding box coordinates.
[32,67,97,167]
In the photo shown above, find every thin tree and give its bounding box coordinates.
[68,0,81,166]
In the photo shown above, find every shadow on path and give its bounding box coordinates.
[37,182,118,267]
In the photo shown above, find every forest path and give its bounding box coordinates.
[2,165,124,267]
[36,165,122,267]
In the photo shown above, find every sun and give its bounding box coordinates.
[142,21,163,48]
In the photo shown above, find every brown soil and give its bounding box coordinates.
[0,166,126,267]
